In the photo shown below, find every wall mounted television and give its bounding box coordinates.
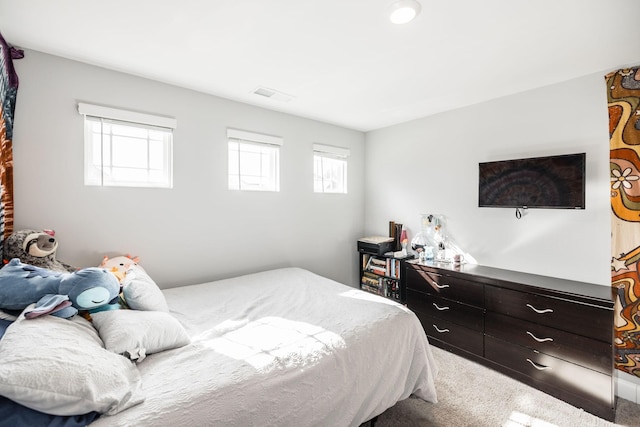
[478,153,586,209]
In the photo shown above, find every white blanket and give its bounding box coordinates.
[91,267,438,427]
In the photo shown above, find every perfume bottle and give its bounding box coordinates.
[436,242,446,262]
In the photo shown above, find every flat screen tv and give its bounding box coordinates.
[478,153,585,209]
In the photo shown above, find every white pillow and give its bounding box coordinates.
[122,265,169,312]
[92,309,190,362]
[0,309,144,416]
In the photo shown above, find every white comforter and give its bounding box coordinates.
[91,267,438,427]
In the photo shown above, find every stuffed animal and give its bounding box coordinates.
[3,229,76,273]
[0,258,121,319]
[98,254,169,312]
[100,254,140,283]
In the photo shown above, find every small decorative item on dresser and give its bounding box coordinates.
[435,242,447,262]
[424,246,434,260]
[453,254,464,264]
[399,227,408,256]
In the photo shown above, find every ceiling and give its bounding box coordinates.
[1,0,639,132]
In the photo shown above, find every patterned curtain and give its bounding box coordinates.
[607,66,640,376]
[0,32,22,262]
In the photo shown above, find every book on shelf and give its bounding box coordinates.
[362,255,370,270]
[366,256,389,276]
[362,253,409,276]
[369,257,386,266]
[389,259,401,279]
[361,282,383,296]
[386,258,396,277]
[361,273,379,285]
[369,266,387,275]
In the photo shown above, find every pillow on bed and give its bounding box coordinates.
[0,309,144,416]
[122,265,169,312]
[92,309,190,362]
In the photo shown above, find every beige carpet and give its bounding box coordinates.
[375,346,640,427]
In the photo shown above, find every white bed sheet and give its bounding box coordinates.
[91,267,438,427]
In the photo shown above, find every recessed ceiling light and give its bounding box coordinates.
[389,0,422,25]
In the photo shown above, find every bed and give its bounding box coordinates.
[0,267,438,427]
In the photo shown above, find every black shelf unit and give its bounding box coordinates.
[358,250,413,303]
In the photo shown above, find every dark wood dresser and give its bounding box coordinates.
[406,260,615,421]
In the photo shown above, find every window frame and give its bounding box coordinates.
[227,128,283,192]
[78,103,176,189]
[313,143,349,194]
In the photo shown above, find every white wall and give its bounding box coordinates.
[11,50,365,288]
[365,73,611,286]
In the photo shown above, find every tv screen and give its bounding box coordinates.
[478,153,585,209]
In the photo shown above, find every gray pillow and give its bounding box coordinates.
[122,265,169,312]
[92,309,190,362]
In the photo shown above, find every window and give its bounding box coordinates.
[78,103,176,188]
[228,128,282,192]
[313,144,349,194]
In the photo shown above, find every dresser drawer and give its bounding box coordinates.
[406,266,484,306]
[408,289,483,331]
[485,312,612,375]
[485,335,613,408]
[413,311,483,356]
[485,286,612,342]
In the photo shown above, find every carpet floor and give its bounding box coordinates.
[374,346,640,427]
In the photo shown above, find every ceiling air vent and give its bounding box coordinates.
[252,86,295,103]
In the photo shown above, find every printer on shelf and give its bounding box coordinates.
[357,236,395,256]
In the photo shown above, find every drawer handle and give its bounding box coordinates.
[526,331,554,343]
[433,303,450,311]
[432,282,450,289]
[526,304,554,314]
[526,358,552,371]
[433,324,450,333]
